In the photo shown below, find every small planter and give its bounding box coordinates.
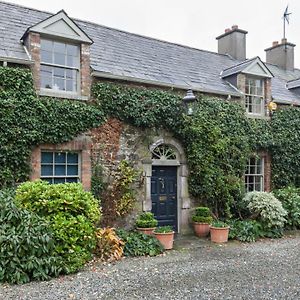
[154,231,175,250]
[193,223,210,237]
[136,227,155,235]
[210,226,230,243]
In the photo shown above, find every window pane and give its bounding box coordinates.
[55,165,66,176]
[53,67,65,78]
[66,177,78,183]
[41,165,53,176]
[53,42,65,54]
[43,178,54,184]
[41,152,53,163]
[67,153,78,164]
[41,65,52,76]
[41,50,52,63]
[53,78,65,91]
[55,152,66,163]
[67,44,78,56]
[66,80,76,92]
[41,40,52,51]
[41,75,52,89]
[67,165,78,176]
[66,55,78,68]
[54,53,65,65]
[54,178,65,184]
[66,69,76,79]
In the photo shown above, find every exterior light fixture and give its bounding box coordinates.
[183,89,196,115]
[267,101,277,117]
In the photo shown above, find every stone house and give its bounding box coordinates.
[1,2,300,233]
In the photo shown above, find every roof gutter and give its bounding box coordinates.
[91,71,242,97]
[0,56,33,65]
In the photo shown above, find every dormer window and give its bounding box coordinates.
[245,77,264,116]
[40,39,79,93]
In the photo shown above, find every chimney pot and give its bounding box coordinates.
[272,41,279,47]
[232,25,238,30]
[281,38,287,44]
[225,28,231,33]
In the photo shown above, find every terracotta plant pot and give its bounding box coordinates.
[154,232,175,250]
[136,227,155,235]
[210,226,230,243]
[193,223,210,237]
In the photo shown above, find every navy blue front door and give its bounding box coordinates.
[151,166,178,231]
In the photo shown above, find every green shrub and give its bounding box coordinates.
[116,229,163,257]
[242,192,287,229]
[192,206,213,223]
[154,226,174,233]
[211,220,228,228]
[135,212,158,228]
[228,220,262,242]
[273,187,300,229]
[15,181,101,273]
[0,190,62,284]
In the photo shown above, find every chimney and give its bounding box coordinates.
[216,25,248,60]
[265,38,295,70]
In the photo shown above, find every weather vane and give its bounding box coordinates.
[283,5,291,39]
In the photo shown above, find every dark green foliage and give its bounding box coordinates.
[179,97,252,218]
[211,220,228,228]
[116,229,164,256]
[92,82,184,130]
[15,181,101,273]
[135,212,158,228]
[154,226,174,233]
[271,108,300,188]
[0,67,104,188]
[228,220,262,242]
[192,206,213,223]
[0,189,62,284]
[274,187,300,229]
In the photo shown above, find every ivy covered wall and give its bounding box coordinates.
[1,66,300,217]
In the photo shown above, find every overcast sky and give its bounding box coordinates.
[5,0,300,67]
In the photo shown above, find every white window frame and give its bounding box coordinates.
[40,151,81,184]
[245,77,265,116]
[245,156,264,192]
[40,39,80,96]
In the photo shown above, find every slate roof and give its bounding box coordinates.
[1,1,300,103]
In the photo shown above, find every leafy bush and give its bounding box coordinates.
[116,229,163,256]
[95,228,124,261]
[242,192,287,229]
[273,187,300,229]
[154,226,174,233]
[135,212,158,228]
[192,206,213,223]
[228,220,262,242]
[0,190,62,284]
[15,181,101,273]
[211,220,229,228]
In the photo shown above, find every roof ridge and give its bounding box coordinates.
[0,0,236,60]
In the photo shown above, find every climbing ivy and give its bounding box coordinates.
[0,67,104,187]
[2,67,300,217]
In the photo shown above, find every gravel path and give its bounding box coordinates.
[1,234,300,300]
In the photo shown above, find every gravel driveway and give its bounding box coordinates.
[1,234,300,300]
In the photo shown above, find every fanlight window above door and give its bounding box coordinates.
[151,144,177,160]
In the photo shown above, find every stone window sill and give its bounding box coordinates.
[38,89,88,101]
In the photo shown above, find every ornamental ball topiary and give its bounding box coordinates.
[135,212,158,228]
[242,192,287,229]
[192,206,213,224]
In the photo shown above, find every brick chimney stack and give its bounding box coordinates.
[216,25,248,60]
[265,38,295,70]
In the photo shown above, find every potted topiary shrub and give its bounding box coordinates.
[153,226,175,250]
[135,212,158,235]
[192,206,213,237]
[210,220,230,243]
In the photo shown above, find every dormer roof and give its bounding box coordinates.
[221,57,273,78]
[21,10,93,44]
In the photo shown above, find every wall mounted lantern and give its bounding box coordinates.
[182,89,196,115]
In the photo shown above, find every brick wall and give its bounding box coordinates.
[30,134,92,190]
[27,32,41,92]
